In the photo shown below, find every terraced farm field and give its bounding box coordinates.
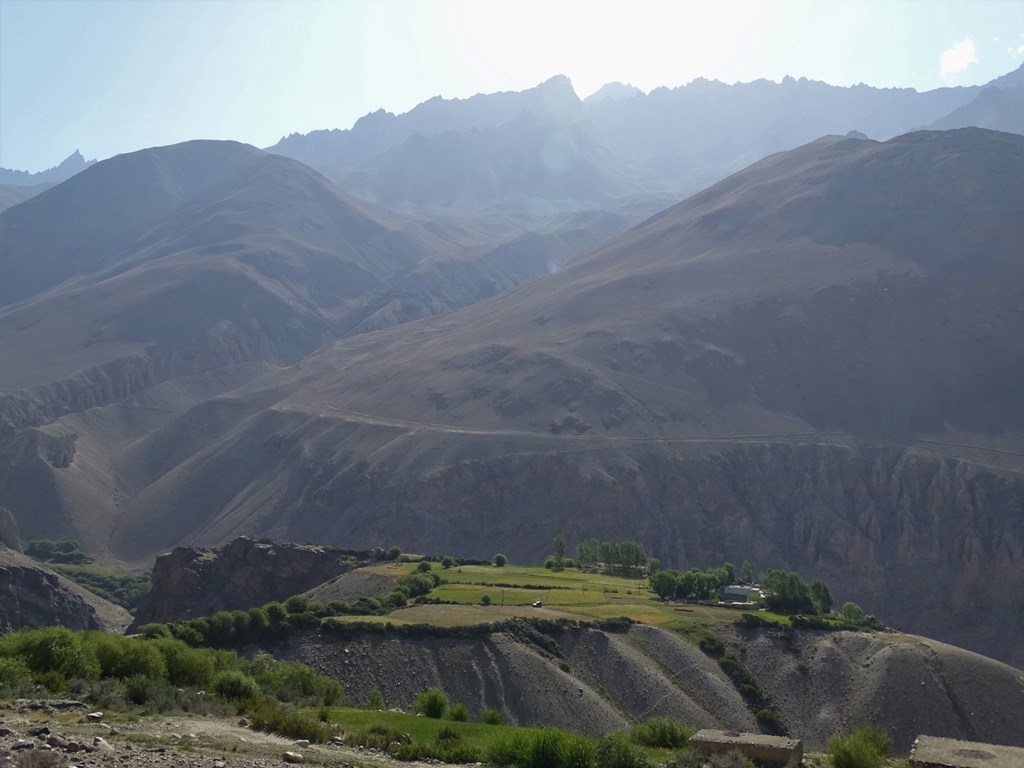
[356,561,749,634]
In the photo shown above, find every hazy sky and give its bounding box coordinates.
[2,0,1022,172]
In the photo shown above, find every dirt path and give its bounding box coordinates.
[0,702,467,768]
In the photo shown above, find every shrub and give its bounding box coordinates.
[628,716,694,748]
[212,670,261,701]
[480,706,503,724]
[828,726,891,768]
[154,638,215,687]
[842,602,866,625]
[1,626,101,682]
[413,686,449,718]
[441,555,457,568]
[596,733,648,768]
[249,700,337,743]
[448,702,469,721]
[698,636,726,658]
[345,722,405,750]
[285,595,309,614]
[494,553,508,567]
[92,633,167,681]
[481,595,492,606]
[486,733,529,766]
[0,656,32,693]
[137,623,171,639]
[707,749,755,768]
[124,673,175,708]
[417,560,433,572]
[367,686,385,710]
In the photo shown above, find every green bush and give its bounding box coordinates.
[448,702,469,721]
[0,656,33,693]
[413,686,449,718]
[525,728,595,768]
[481,706,503,724]
[628,716,694,748]
[92,632,167,681]
[249,699,338,743]
[0,626,100,682]
[367,686,385,710]
[123,673,175,709]
[494,553,508,567]
[707,750,755,768]
[486,733,530,766]
[829,726,891,768]
[153,638,215,687]
[212,670,261,701]
[344,722,405,750]
[597,733,647,768]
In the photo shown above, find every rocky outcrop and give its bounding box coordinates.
[0,547,129,632]
[0,507,21,551]
[128,537,351,631]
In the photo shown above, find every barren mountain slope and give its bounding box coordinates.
[0,141,439,434]
[3,130,1022,666]
[280,623,1024,751]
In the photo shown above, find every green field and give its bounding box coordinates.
[360,561,751,632]
[321,706,674,763]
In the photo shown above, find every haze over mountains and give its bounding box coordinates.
[271,66,1024,214]
[1,66,1022,671]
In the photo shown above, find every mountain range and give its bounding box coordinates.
[0,67,1022,670]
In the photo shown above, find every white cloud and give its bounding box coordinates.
[940,37,980,77]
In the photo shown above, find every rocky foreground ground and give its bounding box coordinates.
[0,700,452,768]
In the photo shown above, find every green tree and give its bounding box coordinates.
[553,535,566,568]
[740,561,753,584]
[441,555,456,569]
[576,538,600,568]
[810,580,834,614]
[761,570,815,614]
[647,557,661,575]
[651,570,679,601]
[842,602,865,625]
[417,560,433,572]
[493,553,507,567]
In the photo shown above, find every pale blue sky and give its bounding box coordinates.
[2,0,1022,172]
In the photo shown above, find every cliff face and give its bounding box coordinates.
[209,436,1020,667]
[127,537,351,631]
[0,547,129,632]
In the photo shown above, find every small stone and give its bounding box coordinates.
[86,712,104,722]
[12,740,34,750]
[92,736,115,752]
[47,734,68,749]
[293,739,310,747]
[282,751,305,764]
[238,718,250,727]
[27,725,50,737]
[213,760,227,768]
